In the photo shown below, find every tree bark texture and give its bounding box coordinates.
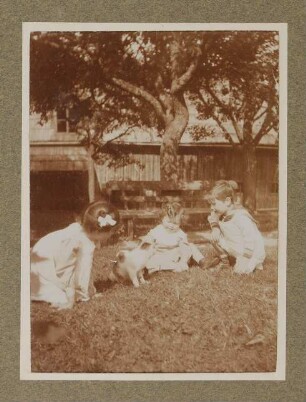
[87,144,96,203]
[242,143,257,213]
[160,96,189,186]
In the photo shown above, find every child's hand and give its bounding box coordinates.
[210,227,221,243]
[208,211,219,226]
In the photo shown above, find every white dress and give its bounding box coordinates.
[31,223,96,306]
[144,224,204,272]
[218,209,266,273]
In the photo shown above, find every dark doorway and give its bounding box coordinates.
[30,171,88,211]
[30,171,88,244]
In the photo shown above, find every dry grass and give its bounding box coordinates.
[31,239,278,373]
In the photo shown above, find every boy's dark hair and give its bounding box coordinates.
[211,180,239,202]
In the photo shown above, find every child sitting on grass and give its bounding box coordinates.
[30,201,120,309]
[143,202,206,273]
[202,180,266,274]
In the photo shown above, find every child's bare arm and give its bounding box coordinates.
[74,241,95,300]
[207,212,221,243]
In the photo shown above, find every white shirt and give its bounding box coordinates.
[31,223,95,305]
[219,209,265,264]
[146,224,188,250]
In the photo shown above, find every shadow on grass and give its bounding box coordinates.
[94,279,117,293]
[32,320,66,345]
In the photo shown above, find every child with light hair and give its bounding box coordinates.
[30,201,120,309]
[143,202,206,273]
[203,180,266,274]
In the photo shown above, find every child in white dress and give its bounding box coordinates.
[203,180,266,274]
[143,202,205,273]
[30,201,120,309]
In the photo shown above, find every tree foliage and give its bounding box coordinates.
[189,31,279,146]
[30,30,279,197]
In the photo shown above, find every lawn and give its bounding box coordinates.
[31,234,278,373]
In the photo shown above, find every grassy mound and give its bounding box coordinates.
[31,242,278,373]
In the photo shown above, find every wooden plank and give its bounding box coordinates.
[190,155,197,181]
[144,154,148,181]
[139,155,144,181]
[150,155,155,180]
[154,154,159,180]
[31,160,87,171]
[126,162,132,181]
[119,207,210,219]
[146,154,150,181]
[127,218,134,238]
[149,154,154,180]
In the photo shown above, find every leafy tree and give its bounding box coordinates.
[190,31,279,211]
[30,30,278,209]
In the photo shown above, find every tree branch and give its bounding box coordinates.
[91,124,138,159]
[89,88,108,107]
[253,106,268,122]
[112,77,167,125]
[105,124,137,145]
[155,74,174,119]
[171,47,201,94]
[253,112,274,145]
[205,81,244,143]
[198,91,235,146]
[40,35,92,62]
[253,68,278,145]
[253,89,276,145]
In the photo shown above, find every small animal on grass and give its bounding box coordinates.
[108,239,155,287]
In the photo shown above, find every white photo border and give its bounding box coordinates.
[21,22,287,381]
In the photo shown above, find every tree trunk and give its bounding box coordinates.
[87,144,96,203]
[160,96,189,187]
[242,143,257,213]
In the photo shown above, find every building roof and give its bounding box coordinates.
[102,95,278,146]
[29,112,278,146]
[102,120,278,146]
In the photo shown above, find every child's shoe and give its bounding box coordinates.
[219,254,231,269]
[198,257,219,270]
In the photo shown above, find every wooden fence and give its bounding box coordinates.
[30,143,278,210]
[94,145,278,210]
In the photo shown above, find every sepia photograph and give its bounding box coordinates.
[21,23,287,380]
